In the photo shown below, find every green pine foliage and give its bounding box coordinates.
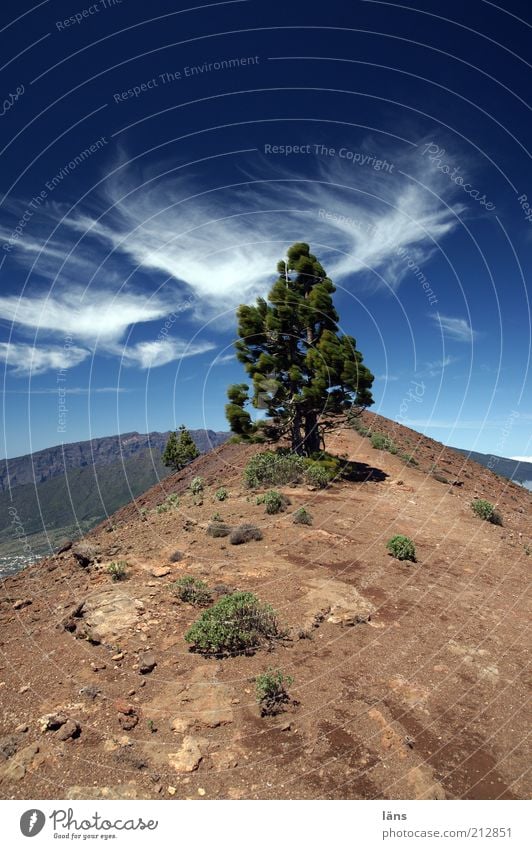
[226,243,374,454]
[162,425,199,472]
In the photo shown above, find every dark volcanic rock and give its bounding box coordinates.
[72,542,99,568]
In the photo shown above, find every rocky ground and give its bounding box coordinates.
[0,413,530,800]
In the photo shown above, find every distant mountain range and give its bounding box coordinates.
[0,430,229,566]
[0,430,227,492]
[452,448,532,485]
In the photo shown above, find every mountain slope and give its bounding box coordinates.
[0,430,229,571]
[0,429,228,492]
[0,411,529,801]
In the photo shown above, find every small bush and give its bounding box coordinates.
[349,414,368,434]
[107,560,127,581]
[190,476,204,495]
[206,522,232,538]
[172,576,212,606]
[184,591,280,654]
[524,544,531,556]
[386,535,416,562]
[168,550,183,563]
[214,487,228,501]
[257,490,289,514]
[305,464,332,489]
[229,523,263,545]
[212,511,223,521]
[471,499,501,524]
[293,507,313,525]
[400,453,418,466]
[371,433,397,453]
[166,493,179,506]
[244,451,305,488]
[255,668,294,716]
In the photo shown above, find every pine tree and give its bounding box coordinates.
[162,425,199,471]
[226,242,374,454]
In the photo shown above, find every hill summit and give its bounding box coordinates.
[0,411,529,800]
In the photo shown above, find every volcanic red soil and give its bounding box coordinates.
[0,412,530,800]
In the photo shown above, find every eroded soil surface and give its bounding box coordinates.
[0,413,530,800]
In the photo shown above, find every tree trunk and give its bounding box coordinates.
[302,412,321,455]
[291,406,303,453]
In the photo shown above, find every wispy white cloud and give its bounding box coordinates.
[420,354,460,377]
[3,146,462,304]
[0,143,467,375]
[212,352,236,366]
[0,341,89,376]
[0,285,204,376]
[0,286,182,346]
[68,155,463,303]
[433,315,478,343]
[3,386,131,394]
[511,456,532,463]
[118,338,215,369]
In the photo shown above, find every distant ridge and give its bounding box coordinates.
[0,429,229,566]
[0,429,228,493]
[452,447,532,484]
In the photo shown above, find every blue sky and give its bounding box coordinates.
[1,0,531,460]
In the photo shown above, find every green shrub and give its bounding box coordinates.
[386,535,416,562]
[471,499,501,524]
[107,560,127,581]
[255,668,293,716]
[214,487,228,501]
[185,592,280,654]
[524,544,531,556]
[190,476,204,495]
[256,490,289,514]
[293,507,313,525]
[230,524,263,545]
[371,433,397,453]
[155,492,180,513]
[349,414,368,434]
[172,576,212,606]
[212,511,223,521]
[400,453,418,466]
[206,522,232,538]
[244,451,305,488]
[304,464,332,488]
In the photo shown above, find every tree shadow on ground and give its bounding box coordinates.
[338,459,388,483]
